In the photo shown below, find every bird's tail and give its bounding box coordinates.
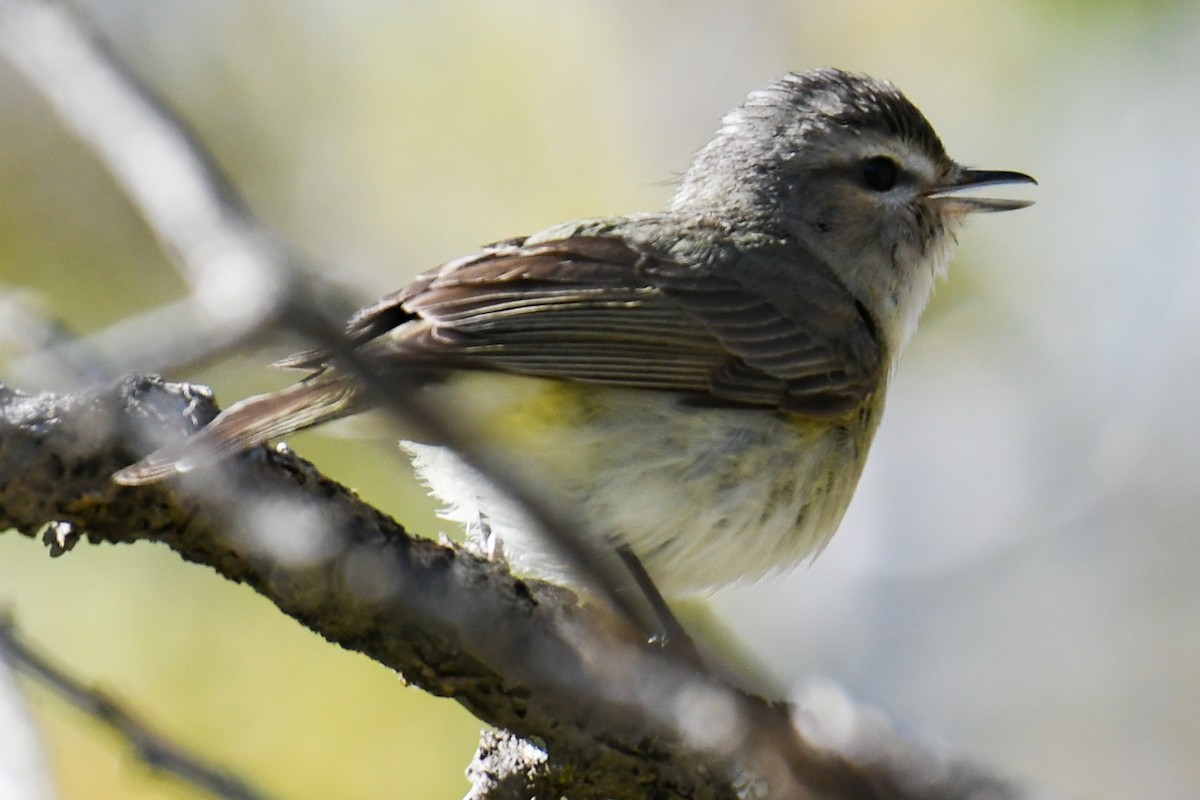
[114,374,364,485]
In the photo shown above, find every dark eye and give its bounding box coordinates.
[860,156,899,191]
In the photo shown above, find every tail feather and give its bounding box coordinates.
[114,375,363,485]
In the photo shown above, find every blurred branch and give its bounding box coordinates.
[0,0,316,389]
[0,614,274,800]
[0,378,1027,800]
[0,0,663,642]
[0,0,288,317]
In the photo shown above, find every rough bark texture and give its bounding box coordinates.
[0,377,1025,800]
[0,377,747,798]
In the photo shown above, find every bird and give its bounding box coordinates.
[115,68,1035,598]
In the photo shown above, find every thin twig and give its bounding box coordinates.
[0,614,276,800]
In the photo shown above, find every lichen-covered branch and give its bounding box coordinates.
[0,377,1026,800]
[0,376,744,798]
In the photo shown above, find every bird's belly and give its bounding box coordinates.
[406,372,874,595]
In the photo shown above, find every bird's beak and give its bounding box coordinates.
[926,169,1037,213]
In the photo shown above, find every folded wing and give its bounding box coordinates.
[350,230,882,417]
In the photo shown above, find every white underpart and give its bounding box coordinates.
[883,235,954,357]
[403,374,873,596]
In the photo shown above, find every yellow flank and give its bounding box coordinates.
[485,380,593,441]
[429,372,602,464]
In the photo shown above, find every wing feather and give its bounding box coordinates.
[294,228,883,416]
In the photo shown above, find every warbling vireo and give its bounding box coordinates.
[116,68,1035,596]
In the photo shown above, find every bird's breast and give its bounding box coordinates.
[407,371,880,595]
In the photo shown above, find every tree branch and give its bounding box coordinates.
[0,0,670,644]
[0,377,1027,800]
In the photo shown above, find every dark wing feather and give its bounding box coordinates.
[283,231,882,416]
[357,236,740,395]
[639,246,882,417]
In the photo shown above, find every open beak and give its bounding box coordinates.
[927,168,1037,213]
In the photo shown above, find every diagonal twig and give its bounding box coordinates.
[0,0,664,646]
[0,613,276,800]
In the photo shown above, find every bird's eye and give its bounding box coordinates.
[860,156,899,191]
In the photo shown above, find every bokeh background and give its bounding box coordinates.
[1,1,1198,798]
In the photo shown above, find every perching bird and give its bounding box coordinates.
[116,68,1035,597]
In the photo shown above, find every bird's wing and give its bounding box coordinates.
[323,231,882,416]
[640,247,883,416]
[115,229,885,485]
